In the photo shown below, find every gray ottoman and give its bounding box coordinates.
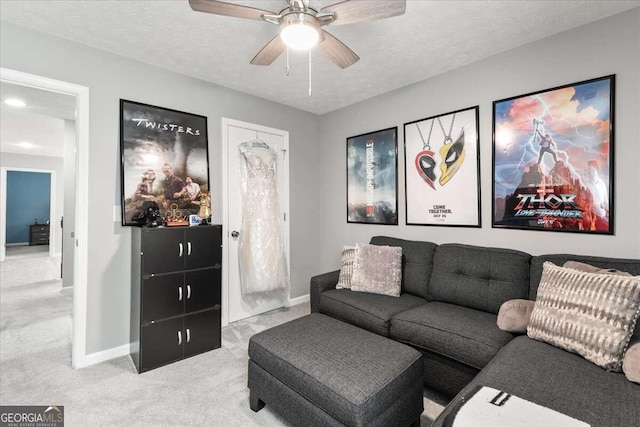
[248,313,424,427]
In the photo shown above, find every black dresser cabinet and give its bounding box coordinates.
[29,224,50,245]
[130,225,222,373]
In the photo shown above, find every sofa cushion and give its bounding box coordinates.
[527,262,640,371]
[370,236,437,299]
[530,254,640,300]
[428,244,531,314]
[319,289,426,337]
[390,302,514,370]
[433,336,640,427]
[351,244,402,297]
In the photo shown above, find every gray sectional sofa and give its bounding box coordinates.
[310,236,640,426]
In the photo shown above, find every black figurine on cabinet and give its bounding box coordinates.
[132,201,161,227]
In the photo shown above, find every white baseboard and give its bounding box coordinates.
[81,344,130,368]
[287,294,310,307]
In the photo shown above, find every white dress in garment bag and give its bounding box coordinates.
[237,140,288,305]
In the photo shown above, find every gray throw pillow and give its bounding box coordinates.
[527,262,640,371]
[336,246,356,289]
[351,244,402,297]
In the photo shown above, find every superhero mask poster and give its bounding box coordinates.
[404,106,481,227]
[347,127,398,225]
[492,75,614,234]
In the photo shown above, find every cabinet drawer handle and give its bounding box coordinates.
[178,287,183,301]
[186,328,191,343]
[187,241,192,256]
[177,330,182,346]
[187,284,191,299]
[179,242,183,257]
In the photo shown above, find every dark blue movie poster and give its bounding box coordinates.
[347,127,398,225]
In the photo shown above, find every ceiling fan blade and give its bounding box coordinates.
[320,0,406,25]
[250,35,286,66]
[189,0,275,21]
[317,30,360,69]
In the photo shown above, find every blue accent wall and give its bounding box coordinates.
[6,171,51,244]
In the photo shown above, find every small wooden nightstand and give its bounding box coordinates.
[29,224,50,246]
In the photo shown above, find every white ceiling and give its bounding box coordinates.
[1,1,638,114]
[0,82,76,158]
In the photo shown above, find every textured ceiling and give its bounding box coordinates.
[0,82,75,158]
[1,1,638,114]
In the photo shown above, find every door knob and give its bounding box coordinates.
[231,231,240,238]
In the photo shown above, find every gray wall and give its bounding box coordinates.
[1,152,64,255]
[1,22,321,354]
[317,10,640,272]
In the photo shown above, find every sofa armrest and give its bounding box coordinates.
[310,270,340,313]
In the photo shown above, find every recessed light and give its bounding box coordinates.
[17,142,35,149]
[4,98,27,108]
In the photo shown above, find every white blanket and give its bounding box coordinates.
[449,386,590,427]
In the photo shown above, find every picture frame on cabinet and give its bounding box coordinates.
[119,99,210,226]
[346,127,398,225]
[404,106,481,227]
[492,75,614,234]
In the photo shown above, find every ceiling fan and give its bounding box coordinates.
[188,0,406,69]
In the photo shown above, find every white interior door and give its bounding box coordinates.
[222,118,289,325]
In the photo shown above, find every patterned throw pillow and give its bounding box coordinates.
[336,246,356,289]
[351,244,402,297]
[527,262,640,371]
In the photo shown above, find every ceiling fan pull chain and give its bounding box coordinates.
[286,47,290,77]
[308,50,312,97]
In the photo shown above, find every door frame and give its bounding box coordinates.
[0,167,57,259]
[221,118,290,327]
[0,67,90,369]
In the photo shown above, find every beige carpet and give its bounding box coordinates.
[0,255,447,426]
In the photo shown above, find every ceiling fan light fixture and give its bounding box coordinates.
[280,13,320,51]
